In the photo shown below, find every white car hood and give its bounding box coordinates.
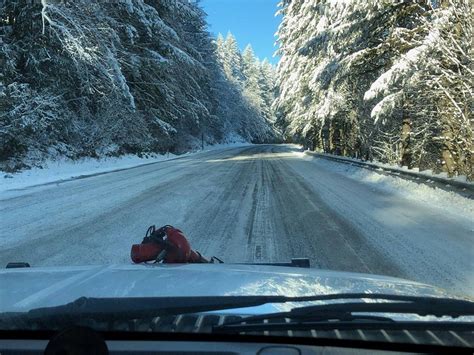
[0,263,451,314]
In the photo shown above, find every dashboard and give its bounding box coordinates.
[1,326,472,355]
[0,338,435,355]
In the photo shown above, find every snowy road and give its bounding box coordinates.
[1,145,473,297]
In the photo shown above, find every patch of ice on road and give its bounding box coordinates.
[300,153,473,221]
[1,142,250,193]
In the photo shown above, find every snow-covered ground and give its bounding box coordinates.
[298,151,473,222]
[304,150,472,185]
[1,145,472,298]
[0,142,250,193]
[289,151,473,297]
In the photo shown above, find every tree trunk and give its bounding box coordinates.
[328,122,335,154]
[315,126,324,151]
[400,113,412,168]
[441,123,456,176]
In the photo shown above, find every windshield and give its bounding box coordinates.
[0,0,473,347]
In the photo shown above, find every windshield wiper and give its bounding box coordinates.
[2,293,473,324]
[213,294,474,333]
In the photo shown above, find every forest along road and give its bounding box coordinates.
[1,145,473,297]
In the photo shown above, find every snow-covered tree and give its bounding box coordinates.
[213,32,277,143]
[0,0,276,170]
[259,59,277,124]
[275,0,472,178]
[365,0,473,175]
[242,45,263,111]
[221,32,245,85]
[215,33,227,68]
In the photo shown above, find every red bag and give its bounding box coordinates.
[131,225,208,264]
[131,243,162,263]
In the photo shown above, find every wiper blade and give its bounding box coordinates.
[3,293,473,323]
[213,294,474,330]
[289,299,474,318]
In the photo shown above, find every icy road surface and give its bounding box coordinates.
[1,145,473,297]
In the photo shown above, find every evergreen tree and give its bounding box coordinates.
[241,44,263,111]
[215,33,226,67]
[223,32,244,85]
[0,1,276,171]
[275,0,472,178]
[213,32,277,143]
[259,59,277,123]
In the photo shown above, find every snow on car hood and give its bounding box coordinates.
[0,263,450,313]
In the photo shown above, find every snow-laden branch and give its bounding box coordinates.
[364,28,440,102]
[41,0,56,35]
[370,91,403,124]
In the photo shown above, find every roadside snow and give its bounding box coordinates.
[299,152,474,222]
[1,142,250,193]
[286,151,473,297]
[305,150,472,184]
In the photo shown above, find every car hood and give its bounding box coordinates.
[0,263,454,314]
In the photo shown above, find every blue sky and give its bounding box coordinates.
[200,0,282,64]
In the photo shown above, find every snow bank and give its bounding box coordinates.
[1,142,250,193]
[0,154,178,193]
[301,152,473,221]
[304,151,473,186]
